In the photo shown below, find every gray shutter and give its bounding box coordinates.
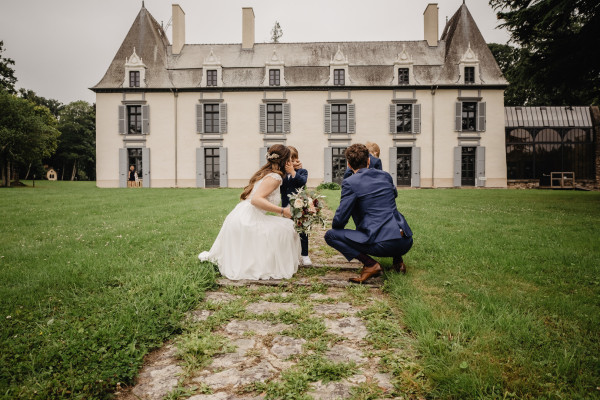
[348,104,356,133]
[455,102,462,132]
[141,104,150,134]
[196,104,203,133]
[119,148,127,188]
[389,104,396,134]
[196,147,205,188]
[219,147,228,187]
[453,146,461,187]
[412,104,421,134]
[411,146,421,187]
[219,103,227,133]
[118,105,126,134]
[324,147,333,183]
[477,102,486,132]
[283,103,291,133]
[324,104,331,133]
[259,146,268,168]
[142,147,151,187]
[388,147,397,185]
[259,104,266,133]
[476,146,486,187]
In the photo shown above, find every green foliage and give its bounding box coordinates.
[176,332,234,372]
[0,40,17,94]
[18,89,64,118]
[271,21,283,43]
[316,182,341,190]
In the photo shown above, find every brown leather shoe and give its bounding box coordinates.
[392,261,407,274]
[349,263,382,284]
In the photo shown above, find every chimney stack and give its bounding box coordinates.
[242,7,255,50]
[424,4,439,47]
[172,4,185,54]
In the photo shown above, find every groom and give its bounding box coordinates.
[324,144,413,283]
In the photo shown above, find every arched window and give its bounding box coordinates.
[507,128,533,143]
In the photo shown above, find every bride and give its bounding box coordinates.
[198,144,301,280]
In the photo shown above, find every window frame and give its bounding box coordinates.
[331,104,348,133]
[269,69,280,86]
[206,69,218,87]
[267,103,283,133]
[129,71,140,88]
[398,68,409,85]
[203,104,220,133]
[464,66,475,84]
[462,102,477,132]
[396,104,413,133]
[334,69,345,86]
[127,105,142,134]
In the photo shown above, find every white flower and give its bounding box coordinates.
[293,198,304,208]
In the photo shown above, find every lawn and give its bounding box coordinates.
[1,182,599,399]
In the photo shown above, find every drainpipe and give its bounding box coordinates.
[431,85,437,187]
[172,88,179,187]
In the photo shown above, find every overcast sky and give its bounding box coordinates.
[0,0,510,105]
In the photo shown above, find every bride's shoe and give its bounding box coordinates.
[301,256,313,266]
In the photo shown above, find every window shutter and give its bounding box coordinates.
[323,147,333,183]
[118,105,126,134]
[453,146,461,187]
[476,146,486,187]
[388,147,397,185]
[283,103,291,133]
[411,146,421,187]
[196,104,203,133]
[142,147,151,187]
[259,104,266,133]
[141,105,150,134]
[455,102,462,132]
[219,104,228,134]
[324,104,331,133]
[348,104,356,133]
[389,104,396,134]
[412,104,421,134]
[119,148,127,188]
[196,147,205,188]
[259,147,268,168]
[477,102,486,132]
[219,147,228,187]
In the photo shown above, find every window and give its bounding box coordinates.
[334,69,345,86]
[461,147,476,186]
[332,147,347,185]
[127,105,142,134]
[128,148,143,186]
[204,148,220,188]
[207,70,217,87]
[129,71,140,88]
[204,104,220,133]
[267,104,283,133]
[396,104,412,133]
[269,69,280,86]
[398,68,409,85]
[396,147,412,186]
[331,104,347,133]
[464,67,475,84]
[462,102,477,131]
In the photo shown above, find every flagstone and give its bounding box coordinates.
[223,319,290,337]
[325,344,367,364]
[313,302,356,316]
[270,335,306,359]
[245,301,299,315]
[204,291,240,304]
[324,317,368,340]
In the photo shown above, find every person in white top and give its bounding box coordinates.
[199,144,301,280]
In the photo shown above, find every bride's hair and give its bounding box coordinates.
[240,144,291,200]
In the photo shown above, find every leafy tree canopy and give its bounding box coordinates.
[271,21,283,43]
[0,40,17,94]
[18,88,63,118]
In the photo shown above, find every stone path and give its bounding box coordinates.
[115,208,426,400]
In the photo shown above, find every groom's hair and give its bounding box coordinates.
[345,144,369,170]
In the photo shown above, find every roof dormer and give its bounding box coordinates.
[328,47,351,86]
[393,45,416,85]
[263,48,286,87]
[124,47,146,88]
[459,43,480,84]
[201,49,223,87]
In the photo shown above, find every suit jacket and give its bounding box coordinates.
[332,168,412,244]
[343,154,382,179]
[280,168,308,207]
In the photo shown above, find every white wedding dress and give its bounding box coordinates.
[198,173,301,280]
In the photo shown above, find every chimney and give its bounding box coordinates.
[242,7,255,50]
[424,3,439,47]
[172,4,185,55]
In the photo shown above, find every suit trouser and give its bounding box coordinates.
[324,229,413,263]
[300,233,308,256]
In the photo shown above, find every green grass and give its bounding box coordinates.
[322,188,600,399]
[0,181,237,399]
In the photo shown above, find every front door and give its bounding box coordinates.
[396,148,412,186]
[128,148,143,187]
[332,147,347,185]
[461,147,476,186]
[205,148,220,188]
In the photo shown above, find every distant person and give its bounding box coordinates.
[128,165,138,187]
[343,141,382,179]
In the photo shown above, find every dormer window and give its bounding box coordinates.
[464,67,475,84]
[129,71,140,88]
[398,68,409,85]
[269,69,280,86]
[207,70,217,87]
[334,69,345,86]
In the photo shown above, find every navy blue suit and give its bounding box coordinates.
[280,168,309,256]
[343,154,382,179]
[325,168,413,263]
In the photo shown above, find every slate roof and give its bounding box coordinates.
[92,3,507,91]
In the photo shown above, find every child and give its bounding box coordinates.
[280,146,312,266]
[342,141,382,179]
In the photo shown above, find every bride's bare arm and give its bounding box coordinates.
[251,176,292,218]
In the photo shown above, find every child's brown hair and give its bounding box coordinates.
[365,141,380,158]
[288,146,299,160]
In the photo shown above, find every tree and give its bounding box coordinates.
[0,41,17,94]
[489,0,600,106]
[0,91,60,186]
[18,89,64,119]
[271,21,283,43]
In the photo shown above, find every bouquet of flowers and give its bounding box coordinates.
[288,188,327,234]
